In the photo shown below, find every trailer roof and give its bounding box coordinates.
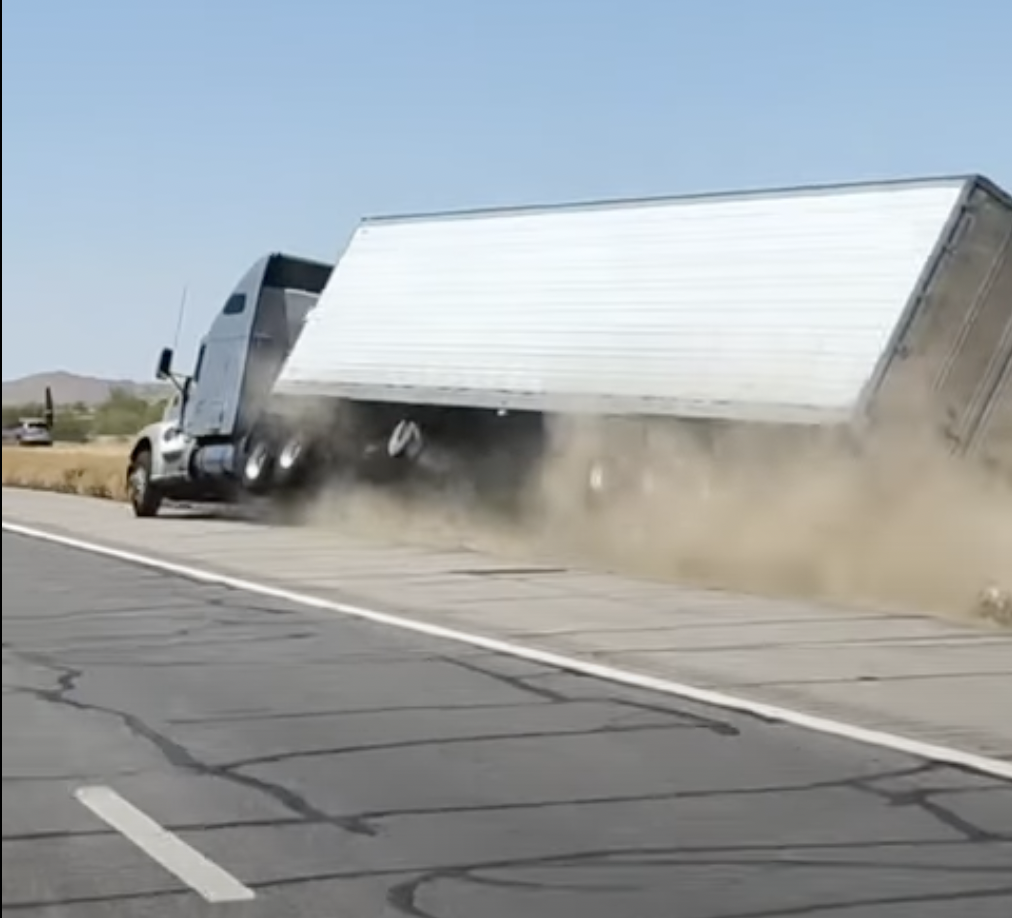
[360,173,1006,226]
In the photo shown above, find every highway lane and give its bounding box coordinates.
[2,531,1010,916]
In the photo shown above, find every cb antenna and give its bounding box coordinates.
[172,284,189,352]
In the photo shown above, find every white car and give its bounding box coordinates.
[11,418,53,446]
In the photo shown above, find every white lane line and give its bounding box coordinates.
[5,519,1011,782]
[74,786,254,902]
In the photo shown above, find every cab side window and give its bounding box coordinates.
[223,293,246,315]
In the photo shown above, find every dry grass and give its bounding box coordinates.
[2,445,128,500]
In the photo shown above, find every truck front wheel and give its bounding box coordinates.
[127,449,162,517]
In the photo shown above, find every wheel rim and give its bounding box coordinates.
[278,439,301,470]
[245,444,268,480]
[130,464,147,504]
[388,420,422,459]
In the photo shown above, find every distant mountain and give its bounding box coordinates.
[1,372,168,406]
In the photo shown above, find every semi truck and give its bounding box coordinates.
[125,173,1011,517]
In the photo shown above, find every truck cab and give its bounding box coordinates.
[125,253,332,515]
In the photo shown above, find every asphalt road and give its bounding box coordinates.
[3,531,1010,916]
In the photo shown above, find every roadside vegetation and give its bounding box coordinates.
[2,445,127,500]
[2,387,168,442]
[1,388,159,499]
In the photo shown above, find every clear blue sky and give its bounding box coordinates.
[3,0,1010,381]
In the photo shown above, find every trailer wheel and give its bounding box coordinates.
[240,437,274,493]
[388,419,423,460]
[127,449,162,517]
[275,435,305,480]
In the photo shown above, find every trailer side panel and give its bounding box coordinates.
[278,179,965,425]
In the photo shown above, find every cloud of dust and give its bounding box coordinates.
[299,416,1011,620]
[537,419,1011,616]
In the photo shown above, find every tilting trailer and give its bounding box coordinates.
[127,174,1011,516]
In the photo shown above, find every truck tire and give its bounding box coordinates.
[127,449,162,517]
[274,434,308,487]
[240,436,274,493]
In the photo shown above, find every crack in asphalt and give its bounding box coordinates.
[5,842,1011,914]
[166,700,558,725]
[388,867,1012,918]
[5,640,1009,897]
[6,765,1008,845]
[4,649,377,838]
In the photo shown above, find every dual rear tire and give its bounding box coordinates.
[240,429,313,494]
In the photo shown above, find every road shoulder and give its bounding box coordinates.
[3,488,1010,769]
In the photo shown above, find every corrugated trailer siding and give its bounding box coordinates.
[278,180,964,422]
[976,350,1010,472]
[875,181,1012,447]
[962,247,1011,448]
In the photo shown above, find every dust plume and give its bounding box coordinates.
[301,416,1011,622]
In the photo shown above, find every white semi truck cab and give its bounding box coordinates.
[126,253,335,515]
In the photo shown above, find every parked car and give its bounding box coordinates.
[9,418,53,446]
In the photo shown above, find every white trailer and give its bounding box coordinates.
[276,174,1010,450]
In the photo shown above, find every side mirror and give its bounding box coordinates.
[156,347,174,380]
